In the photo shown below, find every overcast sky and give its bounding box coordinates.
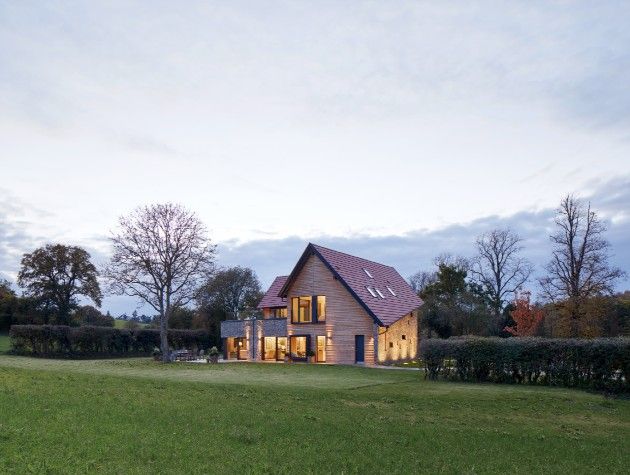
[1,1,629,315]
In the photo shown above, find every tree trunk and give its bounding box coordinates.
[160,311,169,362]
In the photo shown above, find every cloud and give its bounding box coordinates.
[0,190,46,283]
[218,177,630,297]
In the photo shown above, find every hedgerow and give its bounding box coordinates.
[420,337,629,393]
[9,325,213,358]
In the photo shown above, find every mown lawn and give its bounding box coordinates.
[0,333,9,354]
[0,356,628,474]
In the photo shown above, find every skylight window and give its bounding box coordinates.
[375,288,385,299]
[366,286,377,298]
[363,268,373,278]
[386,286,396,296]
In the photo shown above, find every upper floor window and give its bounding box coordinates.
[316,296,326,322]
[272,307,287,318]
[291,295,326,323]
[291,296,311,323]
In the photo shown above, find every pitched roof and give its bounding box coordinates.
[257,275,289,309]
[279,243,423,326]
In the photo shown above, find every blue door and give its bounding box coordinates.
[355,335,365,363]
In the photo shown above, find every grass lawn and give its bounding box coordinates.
[0,333,9,354]
[0,356,628,474]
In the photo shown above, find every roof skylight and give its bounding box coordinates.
[366,286,377,297]
[386,286,396,296]
[375,288,385,299]
[363,268,373,278]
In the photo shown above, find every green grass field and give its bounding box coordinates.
[113,319,149,329]
[0,333,9,354]
[0,355,628,474]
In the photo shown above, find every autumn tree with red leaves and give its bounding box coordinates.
[504,291,543,336]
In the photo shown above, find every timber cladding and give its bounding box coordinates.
[287,254,376,365]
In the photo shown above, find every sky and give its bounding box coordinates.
[1,1,629,315]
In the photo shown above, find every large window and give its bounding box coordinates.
[291,295,326,323]
[226,337,248,360]
[291,297,312,323]
[263,336,287,361]
[290,336,308,359]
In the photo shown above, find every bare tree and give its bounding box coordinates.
[409,270,437,295]
[105,204,215,361]
[470,229,533,318]
[539,195,625,336]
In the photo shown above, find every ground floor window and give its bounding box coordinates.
[263,336,287,361]
[226,337,248,360]
[290,336,308,360]
[316,335,326,362]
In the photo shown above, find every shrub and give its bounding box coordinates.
[420,337,629,393]
[9,325,213,358]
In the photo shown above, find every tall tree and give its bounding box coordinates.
[470,229,533,331]
[420,261,491,338]
[0,279,16,331]
[197,266,263,320]
[539,195,625,336]
[17,244,102,324]
[105,203,215,361]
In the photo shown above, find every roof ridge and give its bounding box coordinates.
[310,242,396,269]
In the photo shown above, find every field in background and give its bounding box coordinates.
[0,355,628,474]
[113,319,150,329]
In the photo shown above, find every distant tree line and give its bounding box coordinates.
[411,195,628,339]
[2,195,628,348]
[1,204,264,354]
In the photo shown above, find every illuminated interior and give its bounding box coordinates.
[316,296,326,322]
[263,336,287,361]
[271,307,287,318]
[316,335,326,362]
[291,295,327,323]
[226,337,248,360]
[290,336,307,359]
[291,297,312,323]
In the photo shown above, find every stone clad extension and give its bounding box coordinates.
[220,243,422,364]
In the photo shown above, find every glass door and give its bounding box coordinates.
[316,336,326,363]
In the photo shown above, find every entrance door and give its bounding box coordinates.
[355,335,365,363]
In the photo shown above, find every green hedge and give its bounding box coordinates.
[420,337,629,393]
[9,325,213,358]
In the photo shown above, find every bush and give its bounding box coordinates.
[9,325,214,358]
[420,337,629,393]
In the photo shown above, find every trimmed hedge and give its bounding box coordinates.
[420,337,629,393]
[9,325,213,358]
